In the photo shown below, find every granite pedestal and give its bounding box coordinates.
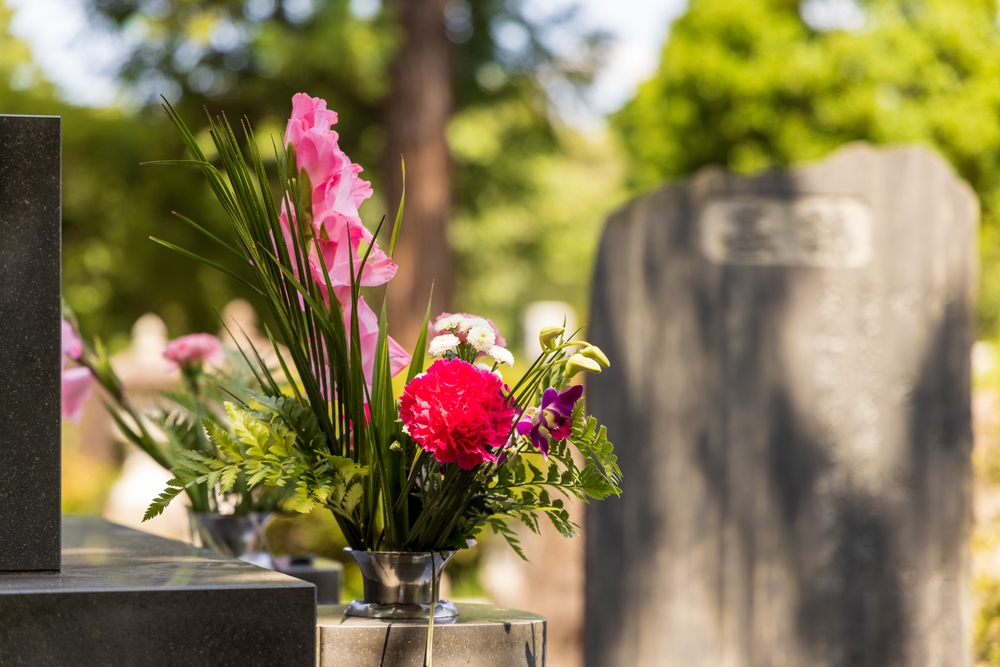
[275,555,343,604]
[316,603,546,666]
[0,517,316,666]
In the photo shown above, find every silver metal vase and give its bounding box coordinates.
[187,509,275,569]
[345,550,457,619]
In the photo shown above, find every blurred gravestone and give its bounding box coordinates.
[586,145,976,666]
[0,115,61,571]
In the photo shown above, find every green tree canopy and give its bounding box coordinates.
[615,0,1000,334]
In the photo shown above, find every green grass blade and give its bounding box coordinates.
[389,156,405,258]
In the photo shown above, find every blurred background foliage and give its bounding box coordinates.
[616,0,1000,335]
[0,0,619,351]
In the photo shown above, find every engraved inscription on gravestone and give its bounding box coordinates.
[699,195,873,267]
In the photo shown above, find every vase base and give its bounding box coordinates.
[344,599,459,620]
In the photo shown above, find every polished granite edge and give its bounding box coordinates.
[0,516,314,593]
[0,517,317,667]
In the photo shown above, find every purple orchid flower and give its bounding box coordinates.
[516,384,584,457]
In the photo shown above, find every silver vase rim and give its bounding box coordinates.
[344,548,456,557]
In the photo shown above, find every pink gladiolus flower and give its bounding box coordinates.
[312,161,374,217]
[163,333,225,368]
[285,93,338,146]
[296,129,352,190]
[310,211,397,295]
[62,366,94,424]
[281,93,393,302]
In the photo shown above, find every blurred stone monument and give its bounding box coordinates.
[586,144,976,666]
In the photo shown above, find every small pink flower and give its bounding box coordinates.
[163,333,225,368]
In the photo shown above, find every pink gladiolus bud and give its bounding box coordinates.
[162,333,225,368]
[285,93,338,146]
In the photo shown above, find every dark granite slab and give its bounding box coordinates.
[0,517,316,667]
[316,603,546,666]
[0,115,62,571]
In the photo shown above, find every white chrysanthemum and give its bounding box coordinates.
[476,362,503,379]
[467,326,496,353]
[434,314,464,332]
[488,345,514,366]
[428,334,460,357]
[457,316,490,333]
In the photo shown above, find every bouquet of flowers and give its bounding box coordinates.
[61,317,289,517]
[144,93,621,575]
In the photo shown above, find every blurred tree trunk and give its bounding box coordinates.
[382,0,452,353]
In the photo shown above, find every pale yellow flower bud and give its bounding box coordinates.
[566,353,602,377]
[581,345,610,368]
[538,325,565,349]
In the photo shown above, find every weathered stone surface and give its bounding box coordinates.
[0,115,61,571]
[585,144,976,667]
[0,517,316,666]
[317,604,546,666]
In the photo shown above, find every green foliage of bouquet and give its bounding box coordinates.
[145,93,621,556]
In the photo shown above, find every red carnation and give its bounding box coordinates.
[400,358,516,470]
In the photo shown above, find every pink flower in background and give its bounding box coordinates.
[284,93,338,146]
[62,319,82,366]
[163,333,225,368]
[61,319,94,423]
[62,367,95,424]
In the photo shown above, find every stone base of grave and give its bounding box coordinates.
[0,517,316,667]
[276,555,343,604]
[316,603,546,666]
